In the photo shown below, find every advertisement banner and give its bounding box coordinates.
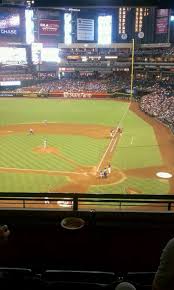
[59,68,75,72]
[39,19,60,35]
[156,17,168,34]
[48,92,110,98]
[0,93,15,97]
[77,18,94,41]
[0,81,21,86]
[157,9,169,17]
[63,92,92,98]
[0,13,20,36]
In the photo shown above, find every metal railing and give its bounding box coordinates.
[0,193,174,211]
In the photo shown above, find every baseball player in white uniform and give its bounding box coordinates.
[43,139,47,149]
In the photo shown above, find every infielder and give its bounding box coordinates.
[110,129,114,138]
[43,139,47,149]
[29,128,34,135]
[108,164,111,175]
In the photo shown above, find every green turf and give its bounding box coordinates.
[89,177,170,194]
[0,133,108,170]
[0,172,68,193]
[112,110,163,169]
[0,99,167,195]
[0,98,129,126]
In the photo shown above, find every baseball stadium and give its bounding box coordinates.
[0,2,173,210]
[1,1,174,289]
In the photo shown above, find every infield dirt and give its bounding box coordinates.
[0,101,173,194]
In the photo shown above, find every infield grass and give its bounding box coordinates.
[0,133,108,170]
[0,98,167,194]
[0,172,68,193]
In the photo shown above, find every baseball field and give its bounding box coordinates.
[0,97,173,196]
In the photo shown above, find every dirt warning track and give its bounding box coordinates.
[0,101,173,194]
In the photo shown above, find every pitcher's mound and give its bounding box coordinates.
[126,187,142,194]
[33,147,59,154]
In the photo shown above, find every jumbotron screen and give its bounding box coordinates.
[42,47,60,62]
[32,44,60,63]
[0,13,20,36]
[0,47,27,65]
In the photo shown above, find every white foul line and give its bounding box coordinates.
[110,136,118,153]
[117,104,131,128]
[96,136,115,173]
[96,103,131,173]
[131,136,133,145]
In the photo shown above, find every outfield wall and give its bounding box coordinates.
[170,125,174,135]
[0,91,132,99]
[0,92,110,98]
[46,92,110,98]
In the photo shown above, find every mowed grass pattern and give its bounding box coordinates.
[112,109,162,169]
[89,177,169,194]
[0,98,129,126]
[0,133,108,170]
[0,172,68,193]
[0,99,166,194]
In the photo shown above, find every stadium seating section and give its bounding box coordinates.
[0,210,174,289]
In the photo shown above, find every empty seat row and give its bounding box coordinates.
[0,268,155,290]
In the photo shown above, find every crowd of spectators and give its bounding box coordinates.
[0,67,173,132]
[0,73,33,81]
[60,46,174,57]
[140,84,174,131]
[15,80,117,94]
[59,46,174,64]
[12,74,129,94]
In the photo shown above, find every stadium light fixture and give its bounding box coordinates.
[68,8,80,12]
[105,56,118,59]
[82,56,88,62]
[26,1,31,8]
[26,0,34,8]
[171,16,174,21]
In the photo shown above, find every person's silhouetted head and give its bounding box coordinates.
[115,282,136,290]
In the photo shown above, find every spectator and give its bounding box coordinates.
[0,225,10,241]
[140,86,174,129]
[115,282,136,290]
[153,238,174,290]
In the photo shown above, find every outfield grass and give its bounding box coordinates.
[0,99,166,194]
[112,110,162,169]
[0,98,129,126]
